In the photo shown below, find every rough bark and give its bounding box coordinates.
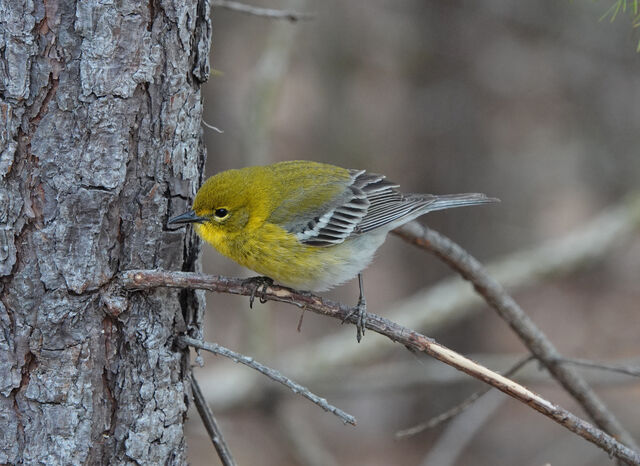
[0,0,211,463]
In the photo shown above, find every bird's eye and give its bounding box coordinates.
[214,208,229,218]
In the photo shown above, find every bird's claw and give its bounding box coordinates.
[343,296,367,343]
[244,276,274,308]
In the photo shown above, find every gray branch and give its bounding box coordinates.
[212,0,314,22]
[181,336,357,426]
[394,220,639,451]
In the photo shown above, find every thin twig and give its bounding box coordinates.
[393,221,640,452]
[202,120,224,133]
[180,335,356,426]
[200,353,637,410]
[211,0,315,22]
[190,375,237,466]
[313,356,636,394]
[396,355,534,438]
[120,270,640,465]
[556,357,640,377]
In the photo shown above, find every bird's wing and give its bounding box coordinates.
[286,169,496,247]
[294,169,419,246]
[291,170,369,246]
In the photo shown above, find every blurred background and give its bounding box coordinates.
[187,1,640,464]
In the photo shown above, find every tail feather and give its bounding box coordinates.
[424,193,500,212]
[358,192,499,233]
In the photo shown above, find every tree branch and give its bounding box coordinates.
[120,270,640,464]
[393,220,639,451]
[211,0,314,22]
[180,336,356,426]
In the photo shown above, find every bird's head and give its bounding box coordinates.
[168,168,260,244]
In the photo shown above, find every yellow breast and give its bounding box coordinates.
[196,221,379,292]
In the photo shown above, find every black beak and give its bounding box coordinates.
[168,210,207,226]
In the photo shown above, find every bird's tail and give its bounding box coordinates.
[424,193,500,212]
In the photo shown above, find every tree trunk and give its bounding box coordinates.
[0,0,210,463]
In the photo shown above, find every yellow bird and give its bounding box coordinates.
[169,160,497,341]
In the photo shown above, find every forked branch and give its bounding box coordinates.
[393,220,639,451]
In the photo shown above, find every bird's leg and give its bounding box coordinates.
[355,273,367,342]
[243,276,274,308]
[343,273,367,342]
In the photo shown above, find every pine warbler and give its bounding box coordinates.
[169,160,498,341]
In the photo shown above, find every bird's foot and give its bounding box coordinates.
[343,296,367,343]
[243,276,274,308]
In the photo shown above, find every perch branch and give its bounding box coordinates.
[393,220,639,451]
[120,270,640,464]
[180,335,356,426]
